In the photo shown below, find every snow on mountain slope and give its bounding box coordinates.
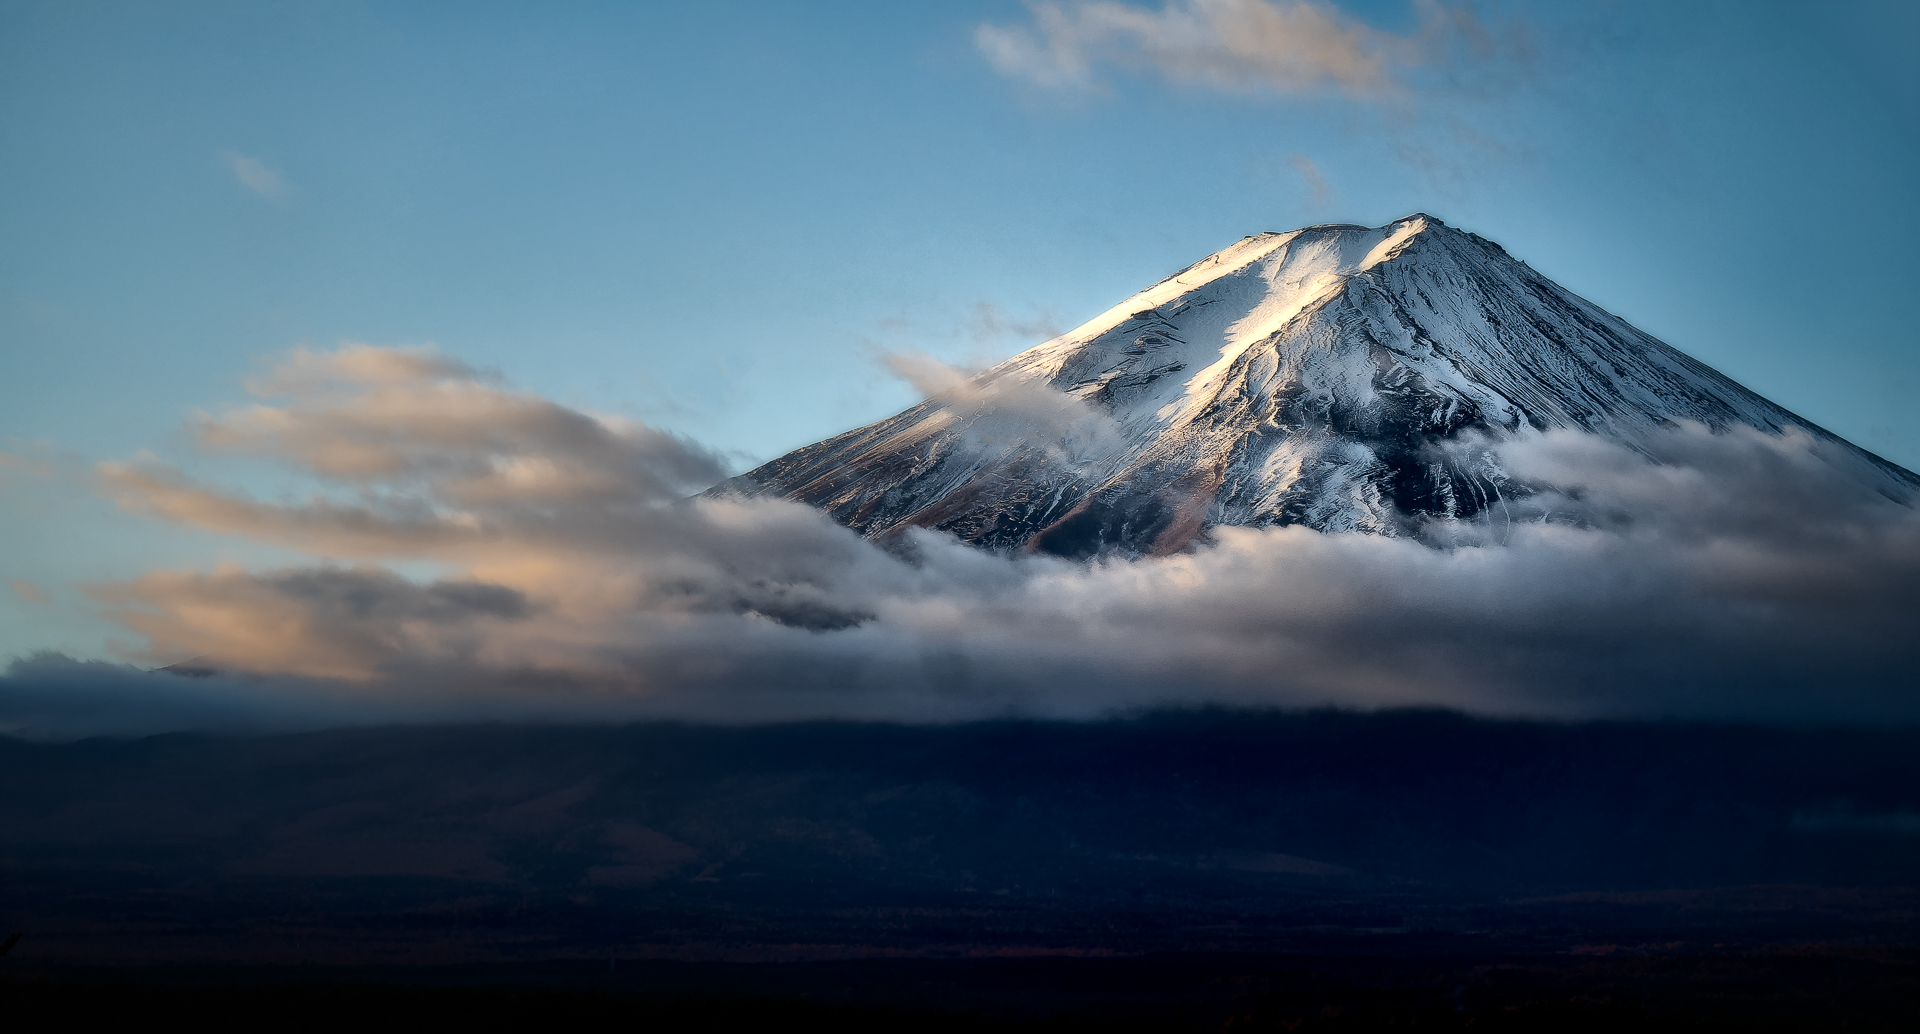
[717,215,1919,557]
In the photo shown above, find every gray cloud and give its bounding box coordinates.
[99,567,534,681]
[4,346,1916,738]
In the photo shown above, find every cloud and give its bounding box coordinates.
[1289,153,1332,202]
[97,343,730,560]
[975,0,1521,98]
[223,151,288,200]
[0,448,56,484]
[246,342,481,394]
[10,580,49,606]
[5,345,1916,737]
[101,566,533,681]
[878,349,1129,470]
[972,2,1540,196]
[879,348,977,399]
[970,301,1064,347]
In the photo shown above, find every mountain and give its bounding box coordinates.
[717,215,1917,557]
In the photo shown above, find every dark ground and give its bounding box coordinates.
[3,710,1917,1026]
[5,951,1918,1030]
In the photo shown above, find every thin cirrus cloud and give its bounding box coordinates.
[974,0,1522,98]
[2,343,1914,738]
[968,301,1064,348]
[1289,153,1332,202]
[222,150,288,200]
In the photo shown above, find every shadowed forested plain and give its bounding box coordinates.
[3,711,1918,1027]
[3,710,1917,961]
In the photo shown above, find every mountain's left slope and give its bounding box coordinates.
[715,215,1917,557]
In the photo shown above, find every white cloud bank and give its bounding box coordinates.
[3,344,1917,737]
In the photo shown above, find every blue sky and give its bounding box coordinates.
[3,0,1918,663]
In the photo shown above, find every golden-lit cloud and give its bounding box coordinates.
[975,0,1521,98]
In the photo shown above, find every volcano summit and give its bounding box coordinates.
[720,215,1917,557]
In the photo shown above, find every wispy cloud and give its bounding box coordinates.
[223,151,289,200]
[1289,153,1332,203]
[969,301,1064,347]
[0,447,56,483]
[10,581,49,606]
[878,349,1127,470]
[976,0,1523,99]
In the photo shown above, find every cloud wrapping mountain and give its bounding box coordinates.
[3,339,1915,736]
[5,217,1916,735]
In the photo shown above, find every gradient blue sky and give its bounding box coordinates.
[3,0,1917,662]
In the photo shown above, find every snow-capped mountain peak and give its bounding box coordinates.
[717,215,1916,557]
